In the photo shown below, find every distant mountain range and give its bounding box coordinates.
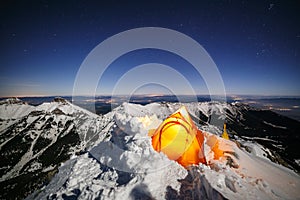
[0,97,299,199]
[1,95,299,120]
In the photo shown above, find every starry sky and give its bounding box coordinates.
[1,0,299,97]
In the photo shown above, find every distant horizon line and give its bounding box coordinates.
[1,94,300,99]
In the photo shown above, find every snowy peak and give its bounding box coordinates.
[0,97,26,105]
[53,96,69,104]
[0,99,34,120]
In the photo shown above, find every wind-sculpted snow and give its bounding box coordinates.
[31,102,300,200]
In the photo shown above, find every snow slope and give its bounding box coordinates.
[32,102,300,200]
[0,97,113,199]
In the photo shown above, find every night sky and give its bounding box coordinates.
[1,0,299,97]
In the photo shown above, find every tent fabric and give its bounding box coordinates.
[150,106,206,168]
[206,134,224,160]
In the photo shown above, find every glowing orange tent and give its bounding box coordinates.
[149,106,206,168]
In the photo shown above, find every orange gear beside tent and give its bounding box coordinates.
[149,106,206,168]
[222,123,229,140]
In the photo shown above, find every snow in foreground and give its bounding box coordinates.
[33,103,300,200]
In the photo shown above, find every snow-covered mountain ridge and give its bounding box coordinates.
[1,98,299,199]
[31,101,300,200]
[0,97,113,199]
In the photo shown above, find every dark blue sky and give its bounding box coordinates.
[1,0,299,97]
